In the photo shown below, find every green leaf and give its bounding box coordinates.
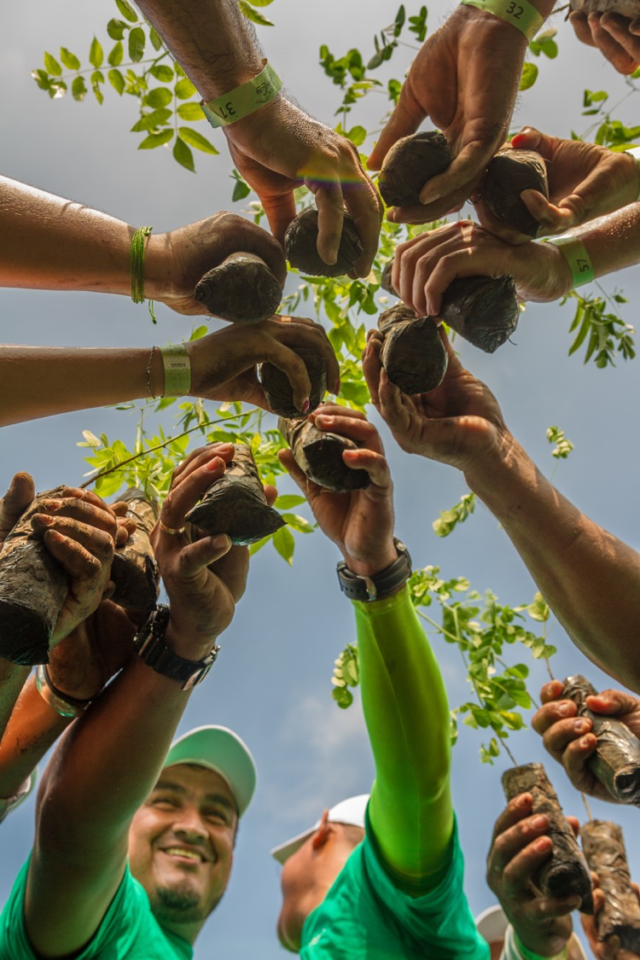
[146,87,173,108]
[178,126,218,154]
[128,27,146,63]
[346,125,367,146]
[138,129,174,149]
[32,69,51,91]
[175,77,197,99]
[282,513,314,533]
[150,27,164,51]
[232,174,251,201]
[519,62,538,91]
[131,108,172,131]
[272,526,295,564]
[116,0,139,22]
[108,69,125,95]
[107,18,128,40]
[332,686,354,709]
[189,325,209,341]
[173,137,195,172]
[44,52,62,76]
[177,102,205,121]
[59,47,80,71]
[243,0,275,5]
[71,75,88,101]
[108,41,123,66]
[89,37,104,68]
[274,494,306,509]
[238,0,274,24]
[150,64,174,82]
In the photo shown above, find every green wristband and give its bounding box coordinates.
[513,929,568,960]
[460,0,544,40]
[547,236,595,288]
[201,59,283,129]
[161,344,191,397]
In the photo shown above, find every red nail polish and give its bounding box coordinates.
[302,399,310,414]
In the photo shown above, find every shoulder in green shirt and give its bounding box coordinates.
[0,856,192,960]
[301,812,489,960]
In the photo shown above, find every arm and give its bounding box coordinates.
[0,315,339,424]
[135,0,381,274]
[364,334,640,694]
[391,203,640,319]
[367,0,555,224]
[0,178,285,315]
[280,406,452,884]
[23,444,250,957]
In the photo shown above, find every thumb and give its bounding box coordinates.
[367,93,425,170]
[519,190,568,235]
[262,192,298,249]
[0,472,35,532]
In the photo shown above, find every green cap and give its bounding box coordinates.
[163,726,256,817]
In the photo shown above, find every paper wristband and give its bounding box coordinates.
[201,59,282,129]
[547,236,595,288]
[161,344,191,397]
[502,925,568,960]
[460,0,544,40]
[625,145,640,201]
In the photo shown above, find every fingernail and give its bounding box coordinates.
[581,736,592,748]
[205,456,224,472]
[531,815,548,830]
[301,399,310,414]
[34,514,54,526]
[558,703,573,716]
[42,499,62,511]
[317,415,333,426]
[334,379,341,395]
[574,719,588,732]
[534,837,550,852]
[419,186,442,205]
[212,534,231,550]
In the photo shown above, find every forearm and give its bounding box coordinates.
[136,0,264,99]
[0,675,69,799]
[0,660,30,752]
[571,202,640,279]
[466,438,640,691]
[356,585,453,880]
[0,345,167,425]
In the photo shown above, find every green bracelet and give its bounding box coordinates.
[130,225,157,324]
[201,59,283,129]
[513,929,568,960]
[460,0,544,40]
[546,236,595,288]
[161,344,191,397]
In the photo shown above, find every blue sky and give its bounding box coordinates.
[2,1,640,956]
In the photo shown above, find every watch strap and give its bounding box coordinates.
[134,605,219,690]
[337,538,412,602]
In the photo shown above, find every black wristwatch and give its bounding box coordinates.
[336,538,412,602]
[134,605,219,690]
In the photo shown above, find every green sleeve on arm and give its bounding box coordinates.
[354,585,454,890]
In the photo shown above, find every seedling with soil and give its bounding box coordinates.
[285,207,363,278]
[194,252,283,324]
[377,304,448,394]
[260,345,327,418]
[279,417,371,492]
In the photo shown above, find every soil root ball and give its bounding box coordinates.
[562,675,640,805]
[502,762,593,913]
[438,275,519,353]
[571,0,640,16]
[185,444,284,545]
[0,486,68,665]
[582,820,640,953]
[284,208,363,278]
[481,148,548,239]
[260,344,327,419]
[378,305,448,394]
[194,251,283,324]
[110,489,160,616]
[378,131,452,208]
[279,418,371,492]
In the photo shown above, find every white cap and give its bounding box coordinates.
[271,794,369,864]
[163,725,257,817]
[475,905,508,944]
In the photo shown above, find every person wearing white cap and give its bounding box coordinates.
[273,405,489,958]
[0,443,258,960]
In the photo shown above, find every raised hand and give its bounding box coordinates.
[570,10,640,76]
[279,406,397,577]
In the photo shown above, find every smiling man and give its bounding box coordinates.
[0,444,257,960]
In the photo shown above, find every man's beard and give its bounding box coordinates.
[151,879,208,924]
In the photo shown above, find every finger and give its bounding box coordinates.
[160,456,227,531]
[511,127,561,162]
[33,514,115,562]
[586,688,640,717]
[268,317,341,398]
[519,190,568,235]
[115,517,138,547]
[362,336,383,407]
[343,178,383,277]
[566,816,580,838]
[260,343,313,414]
[541,715,595,764]
[178,534,232,578]
[588,12,638,73]
[260,192,298,258]
[532,698,578,736]
[313,183,344,267]
[42,528,105,581]
[489,815,553,888]
[600,12,640,72]
[264,484,278,507]
[59,487,116,516]
[490,793,534,845]
[171,443,235,489]
[570,10,598,46]
[0,471,35,533]
[33,498,118,539]
[342,448,391,489]
[277,448,324,503]
[312,411,384,455]
[540,679,567,704]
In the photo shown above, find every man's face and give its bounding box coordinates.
[128,763,238,926]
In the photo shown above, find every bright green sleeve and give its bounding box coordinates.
[354,584,454,889]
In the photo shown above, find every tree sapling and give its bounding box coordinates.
[480,148,548,240]
[185,443,285,545]
[378,304,448,394]
[260,345,327,418]
[194,251,283,323]
[110,488,159,616]
[284,208,363,278]
[279,417,371,492]
[378,130,452,207]
[581,820,640,953]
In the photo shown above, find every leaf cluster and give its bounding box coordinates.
[565,290,635,368]
[546,425,574,460]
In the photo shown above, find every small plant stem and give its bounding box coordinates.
[58,51,170,81]
[504,741,519,768]
[582,791,594,822]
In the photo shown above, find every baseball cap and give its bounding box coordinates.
[271,793,369,864]
[475,905,508,944]
[163,725,257,817]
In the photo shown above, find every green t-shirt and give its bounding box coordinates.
[301,815,489,960]
[0,857,193,960]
